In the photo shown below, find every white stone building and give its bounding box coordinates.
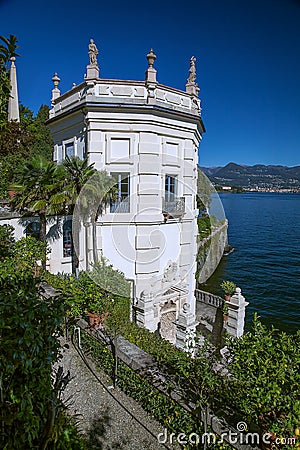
[2,42,206,344]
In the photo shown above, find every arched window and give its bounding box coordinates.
[26,221,40,240]
[63,220,73,257]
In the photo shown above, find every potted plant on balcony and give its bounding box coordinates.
[220,280,236,301]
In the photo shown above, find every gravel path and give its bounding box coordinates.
[57,337,180,450]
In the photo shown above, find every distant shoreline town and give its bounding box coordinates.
[200,162,300,193]
[217,186,300,193]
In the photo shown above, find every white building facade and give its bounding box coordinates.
[50,44,205,343]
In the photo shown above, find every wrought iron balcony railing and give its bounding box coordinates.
[162,197,185,218]
[110,199,130,213]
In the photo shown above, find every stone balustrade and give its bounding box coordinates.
[195,287,248,341]
[195,288,224,308]
[50,79,201,120]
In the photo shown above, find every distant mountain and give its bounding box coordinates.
[199,163,300,190]
[200,166,223,176]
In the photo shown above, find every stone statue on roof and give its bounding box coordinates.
[187,56,196,84]
[88,39,98,66]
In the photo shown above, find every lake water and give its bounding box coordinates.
[201,192,300,333]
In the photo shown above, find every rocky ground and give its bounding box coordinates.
[56,337,179,450]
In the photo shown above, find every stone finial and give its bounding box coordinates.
[51,73,61,106]
[145,48,157,83]
[52,73,60,89]
[186,56,200,98]
[86,39,99,80]
[145,48,157,102]
[8,56,20,122]
[146,48,156,68]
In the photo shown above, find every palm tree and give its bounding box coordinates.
[52,156,96,271]
[73,169,117,265]
[62,156,96,197]
[0,35,20,66]
[11,156,60,268]
[11,155,117,273]
[58,157,119,266]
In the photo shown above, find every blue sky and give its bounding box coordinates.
[1,0,300,167]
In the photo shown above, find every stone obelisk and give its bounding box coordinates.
[8,56,20,122]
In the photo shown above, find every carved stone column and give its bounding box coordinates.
[176,303,199,351]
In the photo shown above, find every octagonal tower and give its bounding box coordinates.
[47,41,205,346]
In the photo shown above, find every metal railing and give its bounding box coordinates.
[110,199,130,213]
[162,197,185,218]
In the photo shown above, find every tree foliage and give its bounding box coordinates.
[28,104,54,160]
[14,236,50,269]
[0,224,50,275]
[0,262,63,449]
[0,227,85,449]
[11,156,61,248]
[0,104,54,198]
[0,224,15,259]
[44,257,130,319]
[224,315,300,443]
[50,156,96,217]
[197,168,213,212]
[0,120,33,158]
[74,169,117,222]
[0,35,54,198]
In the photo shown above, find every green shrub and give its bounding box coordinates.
[90,256,130,298]
[197,216,211,239]
[0,224,15,259]
[14,235,50,270]
[43,268,128,320]
[0,261,64,448]
[225,314,300,443]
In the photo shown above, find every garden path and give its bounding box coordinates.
[57,337,179,450]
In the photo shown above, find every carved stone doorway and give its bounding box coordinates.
[160,303,176,343]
